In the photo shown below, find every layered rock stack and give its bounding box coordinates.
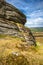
[0,0,36,46]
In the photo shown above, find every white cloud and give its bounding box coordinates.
[30,10,43,18]
[25,9,43,27]
[26,10,43,18]
[25,17,43,27]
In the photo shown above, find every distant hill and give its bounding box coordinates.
[30,27,43,32]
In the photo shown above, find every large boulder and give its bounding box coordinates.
[0,0,36,45]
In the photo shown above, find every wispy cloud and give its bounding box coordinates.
[26,17,43,27]
[25,9,43,27]
[29,10,43,18]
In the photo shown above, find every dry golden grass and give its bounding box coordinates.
[36,37,43,43]
[0,35,43,65]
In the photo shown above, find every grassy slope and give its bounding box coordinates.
[30,27,43,32]
[0,35,43,65]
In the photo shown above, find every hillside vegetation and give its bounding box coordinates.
[30,27,43,32]
[0,35,43,65]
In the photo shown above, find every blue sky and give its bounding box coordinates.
[6,0,43,27]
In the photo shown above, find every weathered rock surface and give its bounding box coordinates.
[0,0,36,45]
[0,0,26,25]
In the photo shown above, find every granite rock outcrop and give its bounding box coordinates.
[0,0,36,46]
